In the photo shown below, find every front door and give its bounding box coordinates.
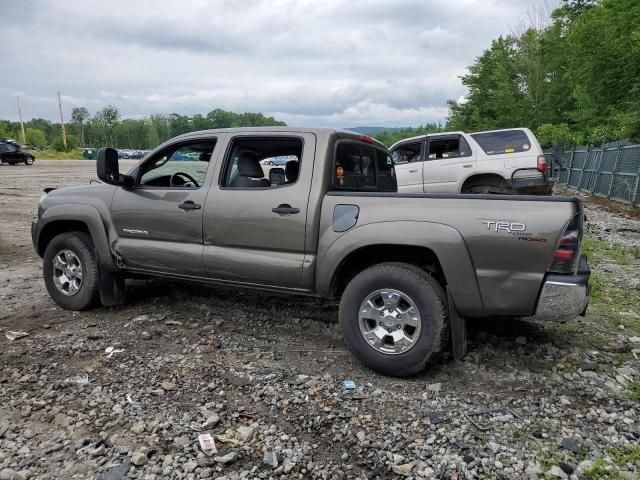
[390,140,424,193]
[110,138,219,276]
[422,135,476,192]
[203,132,316,289]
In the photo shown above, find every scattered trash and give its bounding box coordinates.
[426,382,442,393]
[198,433,218,456]
[426,411,444,425]
[126,394,141,409]
[561,438,582,454]
[343,379,356,390]
[165,320,183,326]
[5,331,29,341]
[96,457,131,480]
[65,374,89,385]
[131,314,149,322]
[104,346,124,358]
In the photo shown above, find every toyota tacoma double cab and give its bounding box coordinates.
[32,127,589,376]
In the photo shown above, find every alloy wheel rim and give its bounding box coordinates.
[358,288,421,355]
[52,249,83,296]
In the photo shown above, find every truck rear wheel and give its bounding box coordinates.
[339,262,449,377]
[43,232,99,310]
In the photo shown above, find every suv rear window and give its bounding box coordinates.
[334,141,397,192]
[471,130,531,155]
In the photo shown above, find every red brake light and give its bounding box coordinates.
[537,155,547,173]
[359,135,374,144]
[554,249,575,261]
[548,214,583,273]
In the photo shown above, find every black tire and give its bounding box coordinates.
[25,156,34,165]
[43,232,99,310]
[339,262,449,377]
[462,177,512,194]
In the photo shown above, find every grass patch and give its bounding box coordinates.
[608,444,640,466]
[583,237,640,265]
[624,381,640,401]
[30,149,84,160]
[581,458,622,480]
[581,236,640,335]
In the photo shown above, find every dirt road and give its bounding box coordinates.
[1,161,638,480]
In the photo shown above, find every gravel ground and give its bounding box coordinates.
[1,161,639,480]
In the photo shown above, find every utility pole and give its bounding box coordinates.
[57,91,68,151]
[16,96,26,145]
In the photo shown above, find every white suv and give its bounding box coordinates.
[389,128,551,194]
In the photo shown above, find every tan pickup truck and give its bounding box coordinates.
[32,127,590,376]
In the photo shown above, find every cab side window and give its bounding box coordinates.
[391,141,422,165]
[221,137,303,189]
[427,136,472,160]
[139,140,216,188]
[333,141,397,192]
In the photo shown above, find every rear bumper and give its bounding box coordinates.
[510,168,552,193]
[533,255,590,322]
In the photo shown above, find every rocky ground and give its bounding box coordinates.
[1,161,639,480]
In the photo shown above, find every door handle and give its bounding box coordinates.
[463,164,473,168]
[409,169,418,173]
[272,204,300,215]
[178,201,201,210]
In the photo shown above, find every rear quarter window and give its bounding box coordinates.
[471,130,532,155]
[333,141,397,192]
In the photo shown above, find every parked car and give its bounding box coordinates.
[259,155,295,166]
[390,128,551,195]
[32,127,589,376]
[0,141,36,166]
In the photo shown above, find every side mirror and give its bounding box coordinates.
[97,147,134,187]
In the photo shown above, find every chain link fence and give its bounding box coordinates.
[545,143,640,206]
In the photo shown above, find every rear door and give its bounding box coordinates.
[422,134,475,192]
[390,140,424,192]
[203,132,316,289]
[110,137,219,276]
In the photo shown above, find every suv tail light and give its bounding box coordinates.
[537,155,547,173]
[548,213,583,273]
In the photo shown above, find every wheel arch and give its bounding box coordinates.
[36,204,116,271]
[317,221,484,316]
[460,172,508,193]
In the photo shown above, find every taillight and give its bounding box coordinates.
[537,155,547,173]
[359,134,374,144]
[548,213,583,273]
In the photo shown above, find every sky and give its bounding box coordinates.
[0,0,557,128]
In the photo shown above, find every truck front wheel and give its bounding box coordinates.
[339,263,449,377]
[43,232,99,310]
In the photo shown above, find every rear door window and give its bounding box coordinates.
[334,141,397,192]
[427,136,471,160]
[471,130,531,155]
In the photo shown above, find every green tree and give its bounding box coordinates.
[71,107,90,147]
[25,128,47,148]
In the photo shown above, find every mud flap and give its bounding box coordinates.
[447,286,468,360]
[98,266,125,306]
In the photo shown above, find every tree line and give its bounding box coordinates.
[0,107,286,151]
[446,0,640,147]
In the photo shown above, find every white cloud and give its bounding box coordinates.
[0,0,558,128]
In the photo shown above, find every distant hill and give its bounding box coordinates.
[344,126,405,136]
